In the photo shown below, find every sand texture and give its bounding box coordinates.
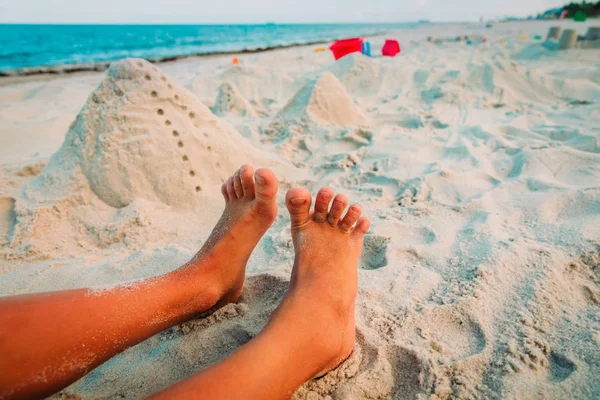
[1,20,599,399]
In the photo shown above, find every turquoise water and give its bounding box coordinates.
[0,23,420,72]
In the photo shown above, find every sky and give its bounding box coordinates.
[0,0,566,23]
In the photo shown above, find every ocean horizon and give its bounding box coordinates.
[0,22,423,73]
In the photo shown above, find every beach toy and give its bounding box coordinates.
[574,11,587,22]
[520,35,527,41]
[329,38,363,60]
[559,29,578,50]
[547,26,563,40]
[382,40,400,57]
[466,40,473,45]
[534,35,543,40]
[499,39,505,44]
[232,57,239,65]
[361,41,372,57]
[482,38,487,43]
[313,47,326,52]
[427,36,434,42]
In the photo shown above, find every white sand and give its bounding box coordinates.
[1,20,600,399]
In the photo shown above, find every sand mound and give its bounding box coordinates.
[36,58,262,209]
[211,81,257,118]
[463,59,600,107]
[278,72,368,127]
[216,64,296,110]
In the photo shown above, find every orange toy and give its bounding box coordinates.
[232,57,239,65]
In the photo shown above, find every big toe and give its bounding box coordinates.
[239,164,256,199]
[251,168,278,217]
[286,188,312,230]
[254,168,278,200]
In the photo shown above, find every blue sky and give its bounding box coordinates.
[0,0,565,23]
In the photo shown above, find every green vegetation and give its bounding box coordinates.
[563,1,600,18]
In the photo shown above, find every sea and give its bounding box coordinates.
[0,23,422,73]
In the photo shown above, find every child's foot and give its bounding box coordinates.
[185,165,278,307]
[269,187,370,376]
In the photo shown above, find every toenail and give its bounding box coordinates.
[290,197,307,205]
[255,173,266,184]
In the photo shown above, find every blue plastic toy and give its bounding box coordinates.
[361,41,372,57]
[466,40,473,45]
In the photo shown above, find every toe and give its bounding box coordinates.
[233,169,244,198]
[254,168,278,201]
[226,176,236,199]
[353,217,371,235]
[327,194,348,226]
[240,165,255,199]
[253,168,278,217]
[339,204,362,232]
[221,183,229,201]
[286,188,312,230]
[313,187,334,223]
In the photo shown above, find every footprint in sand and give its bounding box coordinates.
[411,306,487,362]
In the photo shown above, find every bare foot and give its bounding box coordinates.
[151,187,370,399]
[269,187,370,376]
[183,165,278,308]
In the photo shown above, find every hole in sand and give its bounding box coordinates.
[203,132,208,138]
[172,130,179,137]
[161,76,166,81]
[189,112,195,119]
[145,75,151,81]
[157,109,164,115]
[177,141,184,148]
[168,84,173,89]
[0,197,16,246]
[216,162,221,167]
[181,105,188,111]
[174,95,179,100]
[195,186,202,192]
[137,61,143,67]
[151,91,158,97]
[549,352,576,382]
[189,170,196,177]
[182,155,189,161]
[165,120,171,126]
[361,235,390,270]
[207,146,212,151]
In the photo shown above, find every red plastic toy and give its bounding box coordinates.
[382,40,401,57]
[330,38,364,60]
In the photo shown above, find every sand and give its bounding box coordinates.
[1,20,600,399]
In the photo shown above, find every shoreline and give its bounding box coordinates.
[0,31,392,81]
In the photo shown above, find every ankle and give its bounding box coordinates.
[166,258,228,316]
[268,292,355,376]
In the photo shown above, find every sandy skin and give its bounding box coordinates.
[0,165,369,400]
